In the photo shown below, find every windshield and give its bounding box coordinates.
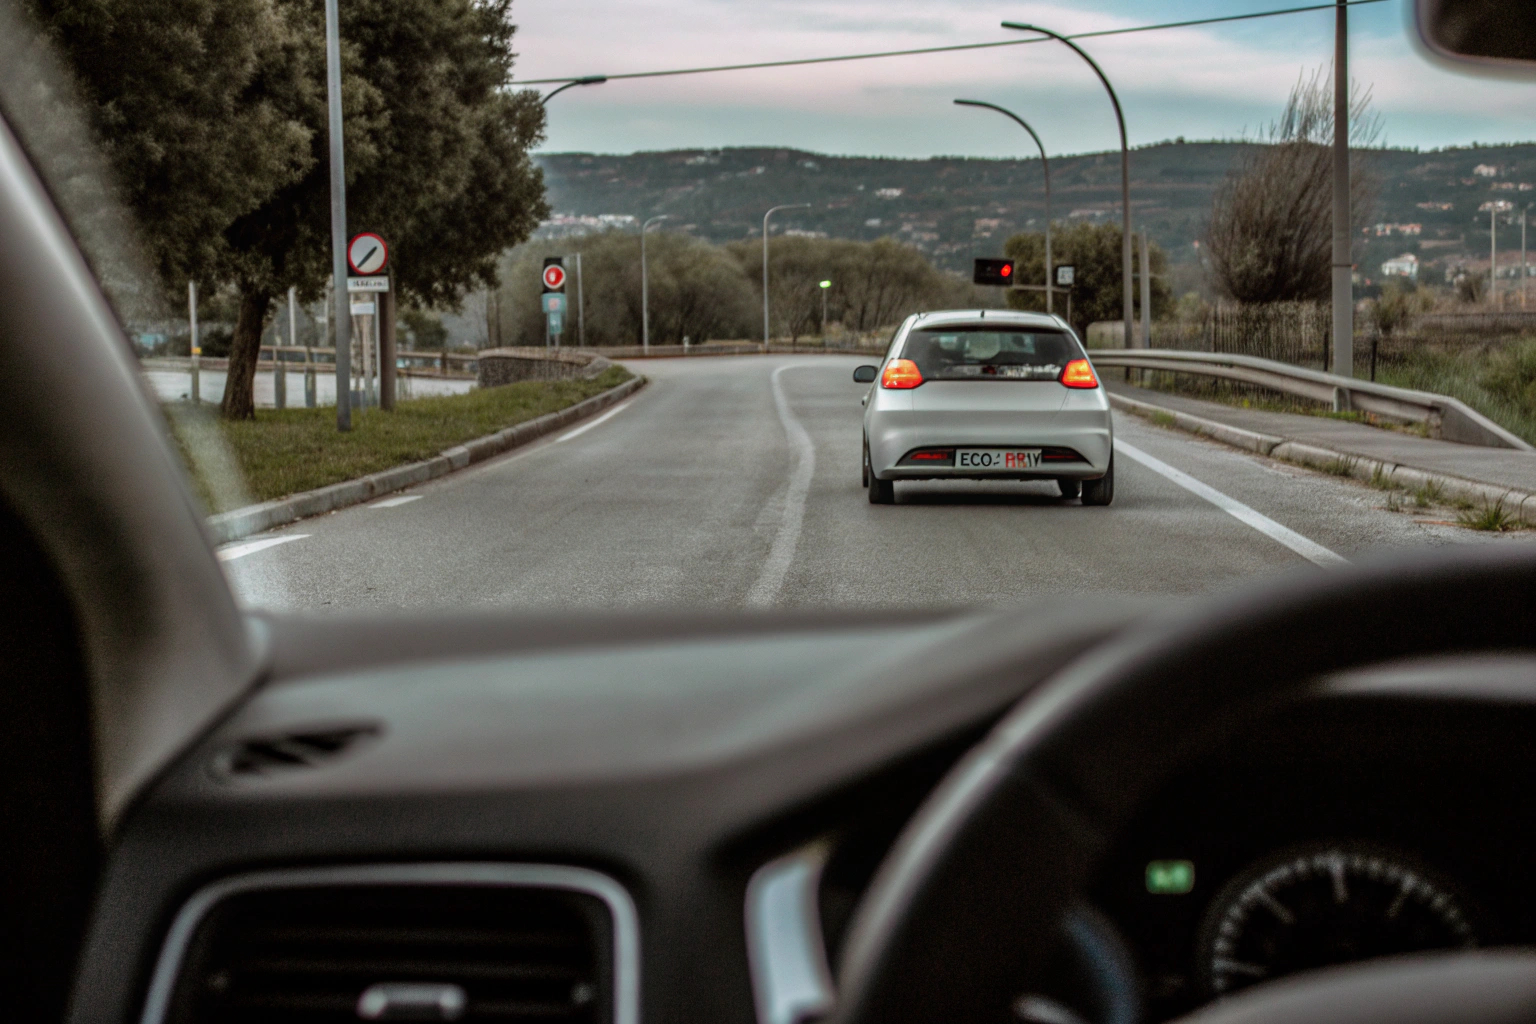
[902,326,1082,381]
[4,0,1535,616]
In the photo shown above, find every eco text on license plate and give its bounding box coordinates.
[956,448,1042,470]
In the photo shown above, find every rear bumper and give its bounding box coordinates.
[866,407,1113,480]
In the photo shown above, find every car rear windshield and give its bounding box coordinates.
[901,325,1082,381]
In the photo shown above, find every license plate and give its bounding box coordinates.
[956,448,1041,470]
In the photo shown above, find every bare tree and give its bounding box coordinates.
[1206,66,1380,304]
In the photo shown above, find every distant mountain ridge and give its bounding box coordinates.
[535,141,1536,289]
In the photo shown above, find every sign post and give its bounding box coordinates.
[348,234,390,408]
[542,258,567,348]
[1055,265,1075,327]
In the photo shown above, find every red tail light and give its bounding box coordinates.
[1060,358,1099,389]
[881,359,924,389]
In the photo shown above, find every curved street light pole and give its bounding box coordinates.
[540,75,608,106]
[954,99,1053,315]
[641,215,669,353]
[763,203,812,351]
[1001,23,1134,348]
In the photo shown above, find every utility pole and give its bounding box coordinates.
[1139,231,1152,348]
[324,0,351,429]
[762,203,811,351]
[1331,0,1353,382]
[641,215,668,352]
[576,251,586,348]
[188,281,200,404]
[1491,205,1499,308]
[1522,207,1528,310]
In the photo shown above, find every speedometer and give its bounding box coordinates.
[1196,843,1478,997]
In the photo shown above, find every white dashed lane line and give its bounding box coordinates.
[217,534,308,562]
[1114,439,1347,567]
[556,400,632,443]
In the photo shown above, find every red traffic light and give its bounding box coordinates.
[973,258,1016,287]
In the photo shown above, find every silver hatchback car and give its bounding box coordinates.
[856,309,1114,505]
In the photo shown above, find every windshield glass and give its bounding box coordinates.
[5,0,1535,615]
[902,326,1081,380]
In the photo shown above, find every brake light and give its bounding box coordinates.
[911,450,949,460]
[1060,358,1099,389]
[881,359,924,389]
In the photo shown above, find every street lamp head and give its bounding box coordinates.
[575,75,608,86]
[819,280,832,289]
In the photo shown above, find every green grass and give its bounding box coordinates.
[1376,336,1536,446]
[170,367,634,513]
[1457,498,1522,532]
[1150,409,1177,428]
[1321,455,1358,477]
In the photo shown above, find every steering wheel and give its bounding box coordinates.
[828,545,1536,1024]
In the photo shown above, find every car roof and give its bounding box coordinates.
[910,309,1068,330]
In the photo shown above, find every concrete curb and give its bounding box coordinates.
[207,376,646,545]
[1108,391,1536,527]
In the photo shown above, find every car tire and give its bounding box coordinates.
[1081,458,1114,506]
[862,438,870,488]
[868,471,895,505]
[1056,478,1082,500]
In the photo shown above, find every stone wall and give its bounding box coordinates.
[476,347,610,388]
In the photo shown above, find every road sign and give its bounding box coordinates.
[547,310,565,335]
[974,258,1015,286]
[347,276,390,292]
[542,262,567,291]
[542,293,566,314]
[348,232,388,275]
[350,301,376,315]
[1056,264,1076,287]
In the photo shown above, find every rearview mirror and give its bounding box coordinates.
[1417,0,1536,68]
[853,365,878,383]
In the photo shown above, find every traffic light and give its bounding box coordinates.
[542,256,567,292]
[974,258,1015,287]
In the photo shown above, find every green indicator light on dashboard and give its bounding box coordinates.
[1146,859,1195,894]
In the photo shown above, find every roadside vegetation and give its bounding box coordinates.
[1374,337,1536,446]
[171,367,632,513]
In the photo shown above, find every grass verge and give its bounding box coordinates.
[1457,498,1522,532]
[1375,337,1536,446]
[170,366,634,513]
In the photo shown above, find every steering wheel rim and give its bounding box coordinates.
[829,545,1536,1024]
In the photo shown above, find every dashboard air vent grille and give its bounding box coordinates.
[165,884,611,1024]
[213,726,379,780]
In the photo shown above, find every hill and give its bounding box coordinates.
[535,141,1536,294]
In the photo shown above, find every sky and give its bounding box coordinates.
[510,0,1535,159]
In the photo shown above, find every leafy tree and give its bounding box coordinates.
[1206,66,1378,303]
[33,0,549,419]
[400,307,449,350]
[1004,222,1170,339]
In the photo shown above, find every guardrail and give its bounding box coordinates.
[1088,348,1533,452]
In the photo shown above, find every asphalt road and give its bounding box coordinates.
[224,355,1531,612]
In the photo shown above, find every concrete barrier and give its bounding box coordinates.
[476,347,611,387]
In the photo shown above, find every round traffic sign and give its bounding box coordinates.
[542,264,567,290]
[348,233,388,275]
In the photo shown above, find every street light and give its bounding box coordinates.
[541,76,608,105]
[323,0,352,430]
[1001,22,1135,348]
[763,203,811,351]
[641,215,669,353]
[954,99,1053,315]
[819,279,832,336]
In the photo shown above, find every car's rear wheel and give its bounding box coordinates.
[1081,458,1114,506]
[1056,478,1081,500]
[862,438,870,488]
[868,470,895,504]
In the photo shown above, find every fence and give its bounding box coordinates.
[1089,302,1334,369]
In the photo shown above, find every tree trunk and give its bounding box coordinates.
[221,284,273,420]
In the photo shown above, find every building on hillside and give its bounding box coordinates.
[1474,164,1499,177]
[1372,223,1422,236]
[1381,253,1419,280]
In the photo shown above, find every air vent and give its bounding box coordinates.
[162,882,614,1024]
[212,726,380,780]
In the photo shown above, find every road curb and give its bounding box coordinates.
[207,376,646,545]
[1108,391,1536,527]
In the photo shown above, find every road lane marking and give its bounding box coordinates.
[217,534,308,562]
[556,400,631,442]
[370,495,421,508]
[1113,439,1347,567]
[746,364,818,607]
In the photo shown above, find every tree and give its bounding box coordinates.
[1003,222,1170,338]
[33,0,549,419]
[1206,66,1379,304]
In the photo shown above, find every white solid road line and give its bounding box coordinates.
[746,364,819,607]
[556,400,631,443]
[217,534,309,562]
[1113,439,1347,567]
[371,495,422,508]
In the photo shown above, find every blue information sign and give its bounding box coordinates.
[547,310,565,335]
